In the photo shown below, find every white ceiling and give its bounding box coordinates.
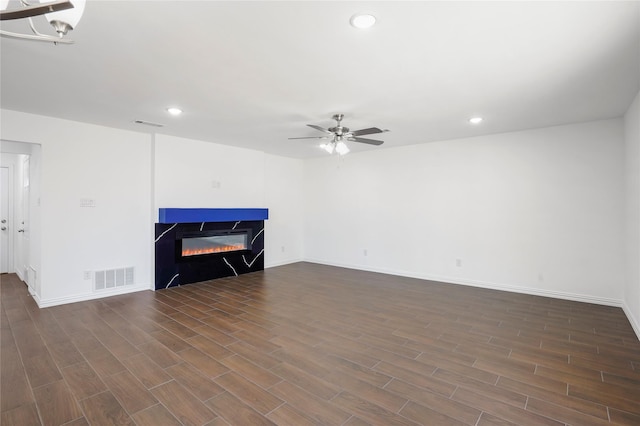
[1,1,639,158]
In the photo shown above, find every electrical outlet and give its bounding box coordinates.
[456,258,462,267]
[363,249,368,257]
[281,246,285,253]
[83,271,92,280]
[211,180,221,189]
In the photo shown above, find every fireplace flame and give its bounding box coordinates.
[182,244,246,257]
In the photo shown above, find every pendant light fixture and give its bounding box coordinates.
[41,0,85,36]
[0,0,86,44]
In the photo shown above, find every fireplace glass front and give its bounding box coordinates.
[179,230,251,258]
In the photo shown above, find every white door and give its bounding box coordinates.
[21,156,31,292]
[1,167,9,273]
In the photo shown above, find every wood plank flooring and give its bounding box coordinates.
[1,262,639,425]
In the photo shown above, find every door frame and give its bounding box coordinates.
[1,141,39,290]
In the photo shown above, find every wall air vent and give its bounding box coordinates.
[134,120,164,128]
[94,267,135,291]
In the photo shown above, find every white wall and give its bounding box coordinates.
[264,154,304,267]
[0,107,630,316]
[154,134,266,211]
[1,110,153,306]
[624,90,640,336]
[304,119,625,305]
[153,134,304,268]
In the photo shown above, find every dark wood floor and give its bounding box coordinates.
[1,262,640,425]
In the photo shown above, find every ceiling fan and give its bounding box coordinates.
[289,114,388,155]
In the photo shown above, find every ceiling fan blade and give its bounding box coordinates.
[288,136,330,140]
[0,0,73,21]
[348,137,384,146]
[307,124,331,133]
[350,127,384,137]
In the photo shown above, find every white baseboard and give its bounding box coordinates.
[622,302,640,341]
[36,284,151,308]
[265,257,303,269]
[32,292,42,306]
[303,258,624,308]
[309,256,640,341]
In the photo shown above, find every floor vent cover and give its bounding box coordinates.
[94,267,134,291]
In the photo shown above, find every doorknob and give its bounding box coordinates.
[1,219,5,223]
[18,229,24,233]
[1,226,6,231]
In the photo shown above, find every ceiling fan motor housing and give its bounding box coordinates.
[330,114,347,135]
[329,126,348,135]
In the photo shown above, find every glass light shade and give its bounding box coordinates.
[0,0,9,11]
[335,141,350,155]
[469,117,483,124]
[321,143,335,154]
[42,0,85,30]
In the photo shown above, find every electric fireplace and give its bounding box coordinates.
[155,208,268,290]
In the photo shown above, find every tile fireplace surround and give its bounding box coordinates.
[154,208,268,290]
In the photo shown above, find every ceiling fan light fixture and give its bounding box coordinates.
[335,141,350,155]
[350,13,376,29]
[320,142,335,154]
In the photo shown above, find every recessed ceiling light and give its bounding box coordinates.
[350,14,376,29]
[166,107,183,116]
[469,117,483,124]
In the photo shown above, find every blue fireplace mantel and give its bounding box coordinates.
[158,208,269,224]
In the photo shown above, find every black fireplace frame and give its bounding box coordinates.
[155,208,268,290]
